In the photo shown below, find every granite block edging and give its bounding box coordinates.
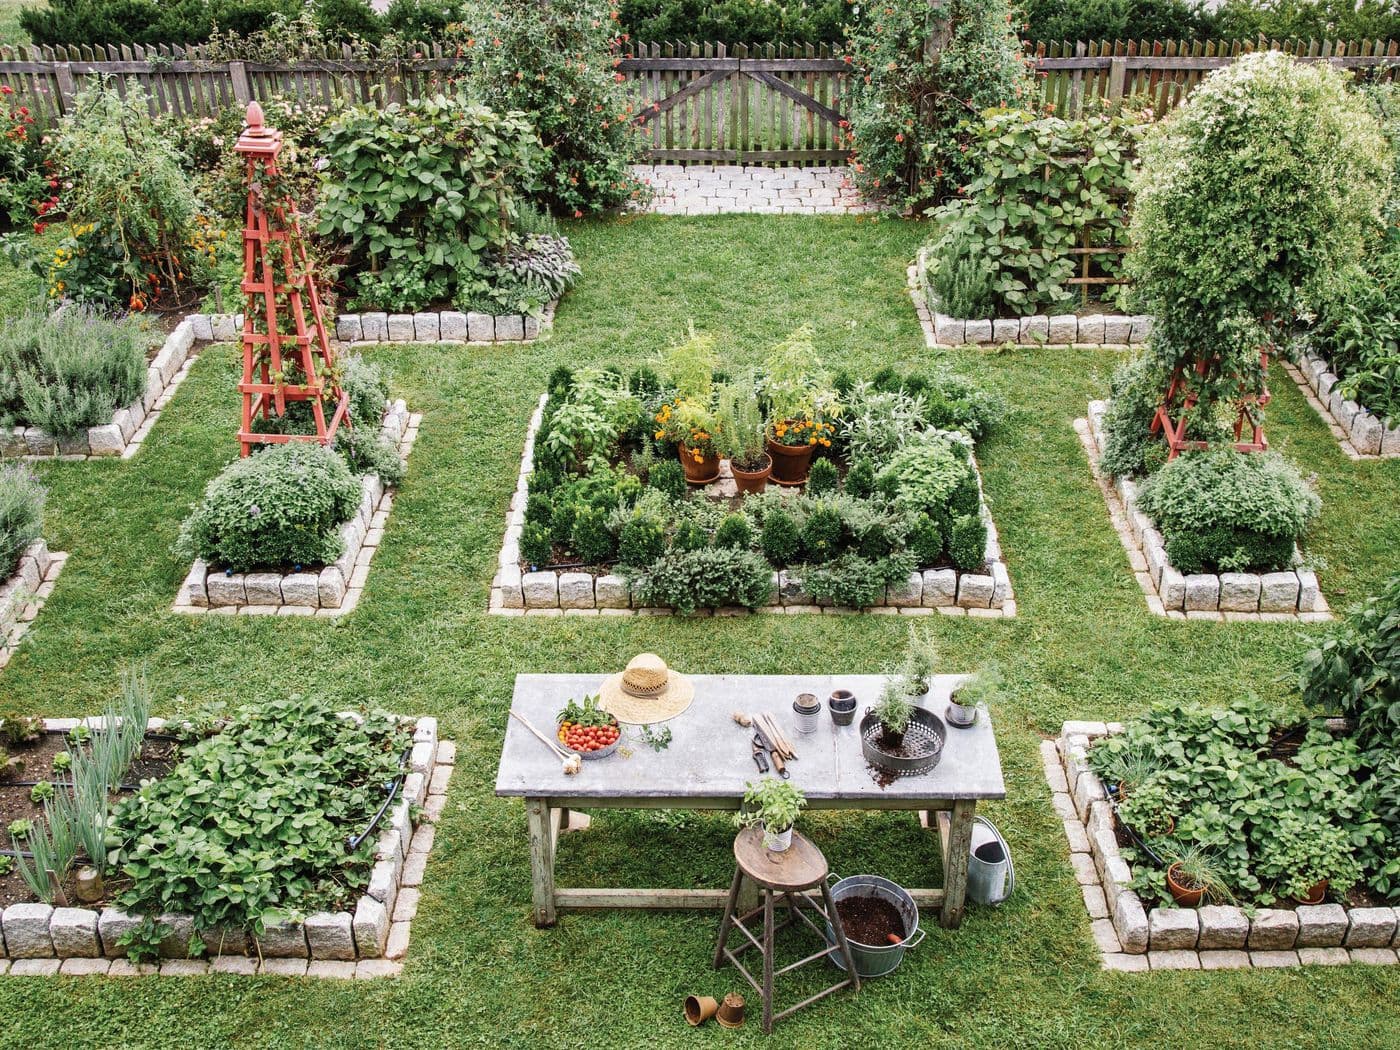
[0,540,66,673]
[172,401,420,617]
[1284,352,1400,460]
[0,716,454,978]
[1045,721,1399,972]
[908,249,1148,350]
[334,300,556,346]
[3,315,231,462]
[1076,401,1330,623]
[486,394,1017,619]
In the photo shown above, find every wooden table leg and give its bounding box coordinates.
[526,797,557,927]
[940,799,976,929]
[713,865,743,969]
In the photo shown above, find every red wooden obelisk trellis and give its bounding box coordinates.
[1150,350,1272,460]
[235,101,348,456]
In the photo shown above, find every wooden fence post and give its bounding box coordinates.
[228,60,251,104]
[54,61,75,114]
[1107,56,1127,100]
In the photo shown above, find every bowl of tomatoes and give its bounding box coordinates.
[556,694,623,760]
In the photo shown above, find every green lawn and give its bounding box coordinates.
[0,214,1396,1047]
[0,0,33,46]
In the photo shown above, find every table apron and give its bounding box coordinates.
[536,796,966,812]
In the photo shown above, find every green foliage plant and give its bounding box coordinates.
[0,463,43,578]
[713,512,752,550]
[629,546,774,613]
[458,0,645,216]
[875,432,973,518]
[712,375,767,470]
[947,513,987,572]
[51,80,199,310]
[112,695,411,937]
[520,521,552,567]
[317,93,541,312]
[873,675,915,735]
[1127,52,1391,429]
[805,551,916,609]
[735,777,806,833]
[805,456,838,497]
[760,508,801,566]
[175,443,362,572]
[760,324,838,434]
[657,322,716,401]
[1136,449,1320,573]
[928,105,1147,316]
[646,459,688,499]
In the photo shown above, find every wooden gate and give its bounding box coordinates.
[619,43,849,165]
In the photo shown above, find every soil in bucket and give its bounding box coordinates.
[836,894,906,945]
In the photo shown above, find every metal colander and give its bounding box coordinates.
[859,707,947,777]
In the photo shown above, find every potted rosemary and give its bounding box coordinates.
[714,376,772,494]
[947,663,1002,728]
[736,777,807,853]
[873,676,915,750]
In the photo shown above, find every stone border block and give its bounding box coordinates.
[1286,353,1398,460]
[335,302,556,345]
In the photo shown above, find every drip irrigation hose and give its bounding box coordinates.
[344,744,414,854]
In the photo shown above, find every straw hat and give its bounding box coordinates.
[599,653,695,725]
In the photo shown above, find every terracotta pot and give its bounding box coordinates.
[684,994,719,1026]
[678,443,719,484]
[715,992,746,1029]
[729,453,772,494]
[1166,862,1206,908]
[1293,879,1328,905]
[766,434,814,486]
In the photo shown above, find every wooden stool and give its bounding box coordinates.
[712,828,860,1033]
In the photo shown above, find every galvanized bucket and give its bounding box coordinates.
[823,874,925,977]
[967,817,1015,906]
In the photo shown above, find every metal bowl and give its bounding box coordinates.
[557,721,622,760]
[859,707,947,777]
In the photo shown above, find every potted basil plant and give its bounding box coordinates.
[737,777,807,853]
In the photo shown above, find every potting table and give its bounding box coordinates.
[495,674,1007,929]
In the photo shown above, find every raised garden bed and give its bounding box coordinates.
[0,540,65,673]
[174,399,418,617]
[488,391,1016,619]
[334,302,556,345]
[0,708,453,978]
[1045,718,1400,972]
[910,248,1150,350]
[1284,351,1400,460]
[1077,401,1329,622]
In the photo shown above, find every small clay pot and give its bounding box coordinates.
[715,992,746,1029]
[1293,879,1328,905]
[729,453,772,494]
[1166,862,1206,908]
[829,689,857,726]
[766,434,814,485]
[679,444,720,484]
[684,994,719,1026]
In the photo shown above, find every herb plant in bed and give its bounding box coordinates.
[507,324,1011,615]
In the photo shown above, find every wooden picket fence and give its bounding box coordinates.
[1031,38,1400,118]
[0,37,1395,161]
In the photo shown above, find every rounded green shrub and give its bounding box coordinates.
[800,503,844,562]
[648,459,688,500]
[760,509,801,566]
[909,513,945,567]
[520,521,552,567]
[806,457,839,497]
[524,491,554,529]
[618,514,666,568]
[175,443,361,572]
[550,500,578,545]
[714,513,753,550]
[949,471,981,518]
[845,457,876,499]
[570,505,614,564]
[1137,449,1320,573]
[671,519,708,553]
[948,514,988,572]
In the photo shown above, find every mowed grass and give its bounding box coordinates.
[0,214,1396,1048]
[0,0,33,46]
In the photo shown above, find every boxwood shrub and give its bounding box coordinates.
[1136,449,1320,573]
[176,443,362,572]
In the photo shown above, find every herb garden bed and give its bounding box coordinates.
[1,313,219,462]
[334,302,556,345]
[911,250,1150,349]
[1077,401,1329,621]
[0,708,453,978]
[1284,352,1400,460]
[174,399,419,617]
[487,391,1016,619]
[1045,719,1400,972]
[0,540,65,672]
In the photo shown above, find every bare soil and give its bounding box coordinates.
[836,894,906,946]
[0,731,178,908]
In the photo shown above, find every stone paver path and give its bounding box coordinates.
[631,164,873,215]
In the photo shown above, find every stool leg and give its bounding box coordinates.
[820,881,861,994]
[712,865,743,969]
[762,888,776,1034]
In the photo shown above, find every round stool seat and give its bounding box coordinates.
[733,827,828,891]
